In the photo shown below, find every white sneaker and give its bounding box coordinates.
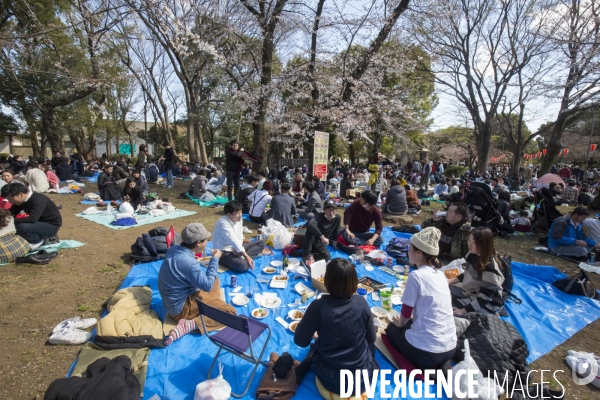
[565,355,600,388]
[52,317,97,334]
[243,226,252,234]
[49,327,93,345]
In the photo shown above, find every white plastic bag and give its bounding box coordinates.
[194,362,231,400]
[84,193,101,201]
[200,192,216,202]
[81,207,99,215]
[119,202,134,214]
[451,340,503,400]
[101,204,114,216]
[266,219,292,250]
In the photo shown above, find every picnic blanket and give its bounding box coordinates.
[186,193,228,207]
[64,227,600,399]
[243,214,306,228]
[80,199,122,205]
[75,210,196,230]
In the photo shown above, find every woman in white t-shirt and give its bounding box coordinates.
[247,180,273,224]
[385,227,457,368]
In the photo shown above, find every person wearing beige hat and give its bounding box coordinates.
[158,223,235,346]
[385,227,457,369]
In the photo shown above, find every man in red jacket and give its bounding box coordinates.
[342,190,384,247]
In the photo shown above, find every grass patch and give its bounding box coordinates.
[77,305,89,311]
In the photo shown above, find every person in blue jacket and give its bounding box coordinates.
[548,207,600,259]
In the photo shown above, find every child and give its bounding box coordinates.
[146,159,159,183]
[512,210,532,232]
[131,169,149,193]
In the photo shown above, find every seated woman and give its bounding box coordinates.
[2,170,23,186]
[404,184,421,211]
[292,172,305,196]
[97,164,122,201]
[339,172,355,198]
[448,227,505,315]
[385,227,456,369]
[381,178,408,215]
[247,180,273,224]
[294,258,377,396]
[0,209,31,263]
[123,177,145,209]
[131,169,149,193]
[188,169,208,198]
[41,164,59,191]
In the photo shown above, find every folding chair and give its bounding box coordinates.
[196,300,271,398]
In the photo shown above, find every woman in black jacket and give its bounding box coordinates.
[123,176,145,209]
[97,164,122,201]
[495,191,515,235]
[294,258,377,396]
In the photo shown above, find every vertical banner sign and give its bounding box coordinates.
[313,131,329,180]
[592,144,597,152]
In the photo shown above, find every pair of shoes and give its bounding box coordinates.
[49,317,97,345]
[242,226,252,234]
[167,185,173,189]
[209,203,223,208]
[566,352,600,388]
[16,250,58,265]
[424,200,431,206]
[43,234,60,246]
[30,240,44,250]
[177,193,187,199]
[497,231,510,239]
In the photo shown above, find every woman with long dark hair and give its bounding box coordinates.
[448,227,505,315]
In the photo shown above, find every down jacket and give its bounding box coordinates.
[95,287,164,349]
[44,355,140,400]
[456,313,530,391]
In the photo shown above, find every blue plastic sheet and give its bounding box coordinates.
[75,209,196,230]
[69,227,600,399]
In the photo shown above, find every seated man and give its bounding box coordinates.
[270,182,296,227]
[158,223,235,346]
[1,182,61,249]
[421,202,471,259]
[24,161,50,193]
[549,207,599,259]
[342,190,384,247]
[297,182,323,221]
[297,199,340,262]
[212,201,265,272]
[560,180,579,204]
[54,157,74,181]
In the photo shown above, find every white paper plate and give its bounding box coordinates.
[392,266,404,273]
[288,310,304,321]
[251,308,269,319]
[288,258,301,265]
[232,294,249,306]
[261,296,282,309]
[270,260,283,268]
[269,278,288,289]
[263,266,277,274]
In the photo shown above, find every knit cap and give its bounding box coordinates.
[410,227,441,256]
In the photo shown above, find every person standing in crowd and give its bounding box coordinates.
[420,159,431,189]
[212,201,265,272]
[162,142,175,189]
[225,139,243,201]
[385,227,457,369]
[136,144,148,169]
[1,182,62,249]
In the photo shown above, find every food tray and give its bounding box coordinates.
[358,276,387,291]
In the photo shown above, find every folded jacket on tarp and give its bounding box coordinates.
[46,354,141,400]
[95,286,164,349]
[111,217,137,226]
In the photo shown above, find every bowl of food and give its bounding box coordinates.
[371,306,388,319]
[288,310,304,321]
[263,266,276,274]
[289,321,299,333]
[232,294,249,306]
[251,308,269,319]
[198,256,212,266]
[270,260,283,268]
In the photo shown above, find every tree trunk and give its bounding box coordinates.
[475,124,492,173]
[541,115,568,174]
[41,108,63,153]
[510,143,524,175]
[193,121,207,163]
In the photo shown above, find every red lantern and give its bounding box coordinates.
[534,154,537,159]
[592,144,597,152]
[543,149,547,155]
[563,148,569,155]
[538,151,542,157]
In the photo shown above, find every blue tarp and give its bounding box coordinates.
[68,227,600,399]
[243,214,306,228]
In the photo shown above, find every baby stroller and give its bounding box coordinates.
[463,181,502,229]
[533,187,562,231]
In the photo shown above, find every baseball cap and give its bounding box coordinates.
[323,199,336,210]
[181,223,211,244]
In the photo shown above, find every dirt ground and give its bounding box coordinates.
[0,181,599,399]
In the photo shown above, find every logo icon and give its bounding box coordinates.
[571,354,599,386]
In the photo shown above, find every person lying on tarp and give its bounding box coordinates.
[158,223,235,346]
[212,201,265,272]
[548,207,600,260]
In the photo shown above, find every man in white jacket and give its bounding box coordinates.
[24,161,50,193]
[212,201,265,272]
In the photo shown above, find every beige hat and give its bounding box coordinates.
[181,223,211,244]
[410,227,441,256]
